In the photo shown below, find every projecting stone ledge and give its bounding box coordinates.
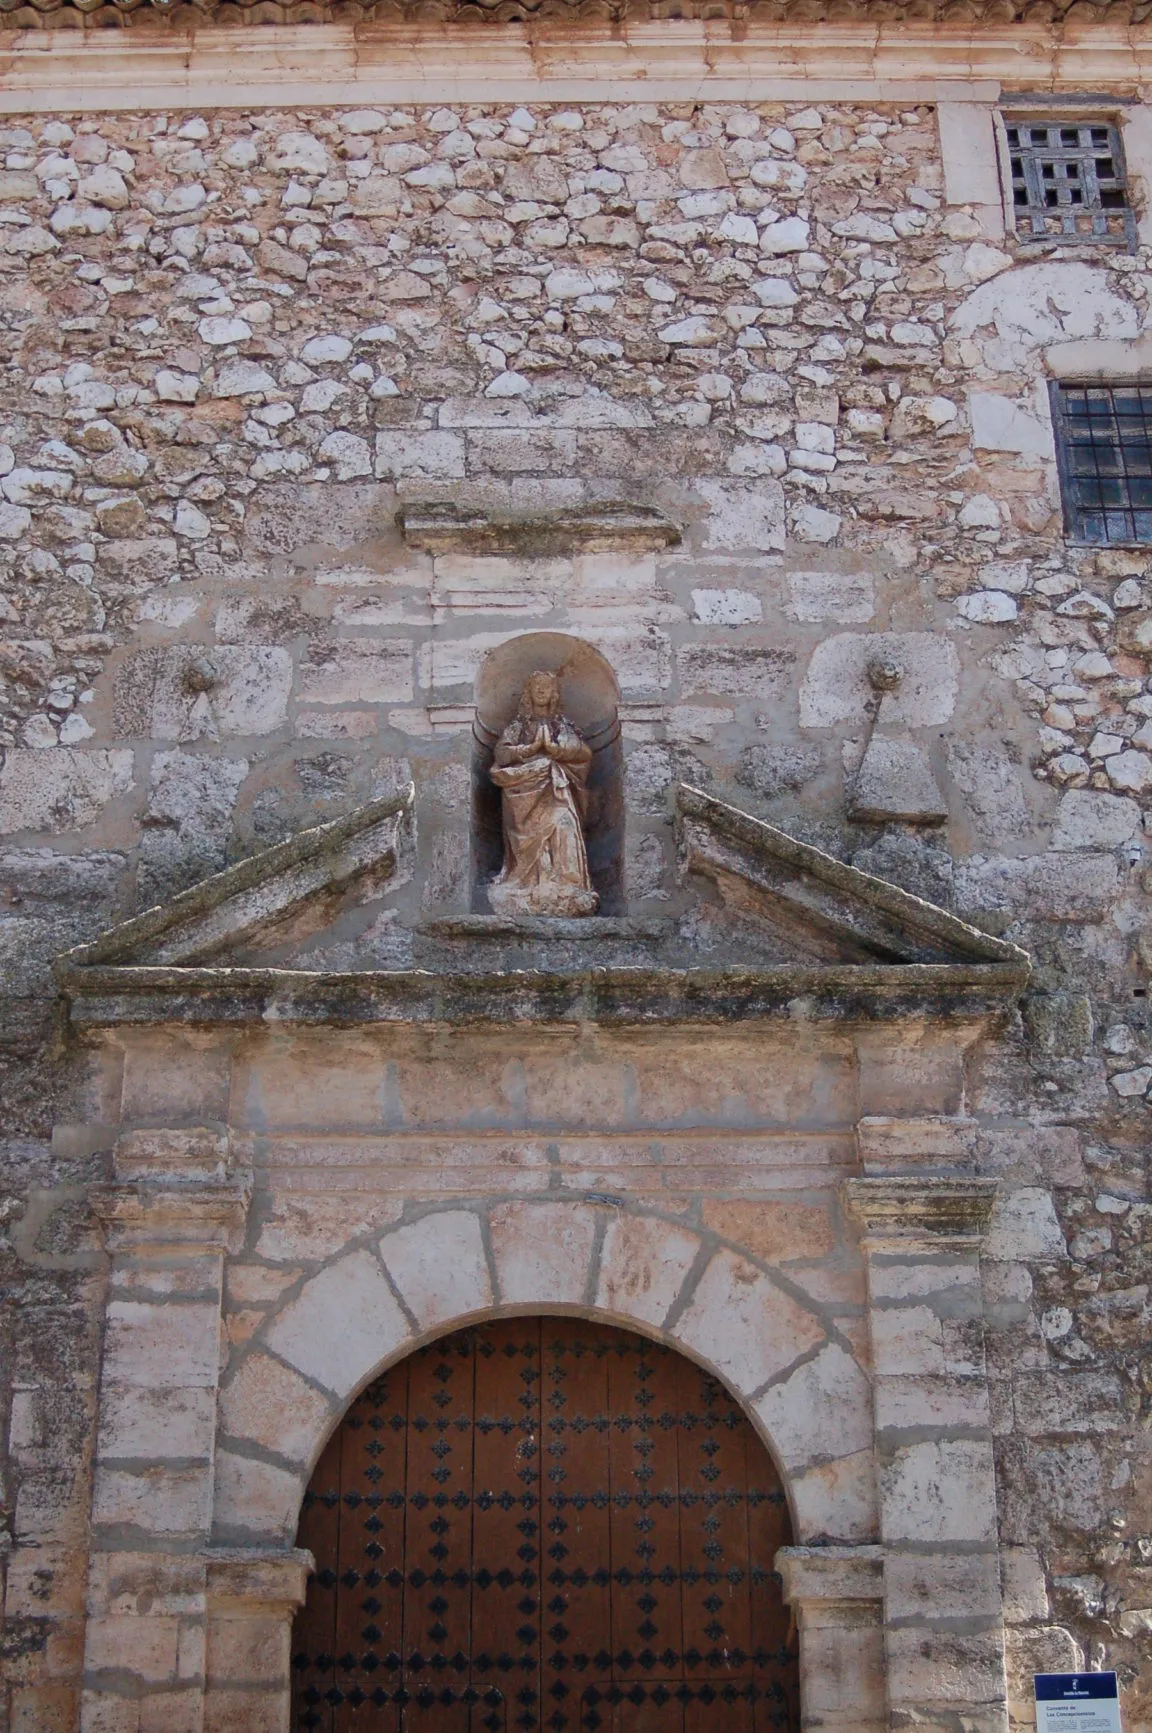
[397,500,681,557]
[844,1175,999,1245]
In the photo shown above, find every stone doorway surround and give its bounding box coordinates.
[60,785,1029,1733]
[81,1155,1005,1733]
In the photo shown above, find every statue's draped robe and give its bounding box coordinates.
[490,716,596,913]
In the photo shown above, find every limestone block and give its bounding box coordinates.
[1012,1370,1126,1435]
[1006,1626,1084,1716]
[800,633,959,729]
[212,1449,303,1543]
[139,752,249,902]
[874,1374,991,1433]
[676,642,794,700]
[489,1201,598,1307]
[374,431,465,479]
[672,1248,826,1396]
[969,391,1054,458]
[98,537,180,591]
[870,1306,947,1376]
[1051,789,1142,851]
[880,1438,998,1543]
[984,1189,1066,1262]
[790,1450,879,1544]
[695,479,785,551]
[947,741,1033,847]
[754,1343,873,1471]
[701,1198,835,1262]
[956,852,1120,922]
[417,630,514,691]
[850,735,948,824]
[116,648,292,741]
[263,1249,410,1399]
[378,1210,493,1328]
[885,1548,1003,1623]
[297,639,414,705]
[595,1212,700,1327]
[1000,1547,1050,1623]
[103,1301,221,1389]
[97,1386,216,1463]
[886,1624,1007,1710]
[0,749,134,836]
[218,1352,333,1465]
[92,1465,213,1538]
[785,570,874,623]
[937,103,1003,216]
[83,1611,181,1683]
[690,587,763,626]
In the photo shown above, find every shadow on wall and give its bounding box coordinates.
[471,633,624,915]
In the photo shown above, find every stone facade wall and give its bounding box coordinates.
[0,91,1150,1733]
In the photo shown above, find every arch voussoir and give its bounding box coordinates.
[487,1198,600,1306]
[377,1208,493,1330]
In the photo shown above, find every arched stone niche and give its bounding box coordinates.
[471,633,624,915]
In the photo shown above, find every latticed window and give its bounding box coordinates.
[1052,383,1152,545]
[1004,118,1136,248]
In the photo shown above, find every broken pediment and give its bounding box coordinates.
[56,781,1028,1032]
[58,785,414,973]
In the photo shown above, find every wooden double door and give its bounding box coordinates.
[292,1318,799,1733]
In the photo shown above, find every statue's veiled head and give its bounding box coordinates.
[520,669,563,720]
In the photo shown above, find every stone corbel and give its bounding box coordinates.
[776,1547,886,1733]
[204,1547,313,1733]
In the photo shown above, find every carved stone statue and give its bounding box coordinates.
[488,670,599,917]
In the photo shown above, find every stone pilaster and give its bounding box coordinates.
[776,1546,886,1733]
[845,1173,1006,1733]
[81,1130,251,1733]
[204,1549,312,1733]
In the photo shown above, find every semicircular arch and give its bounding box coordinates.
[214,1201,876,1552]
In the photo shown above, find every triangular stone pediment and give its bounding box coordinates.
[60,785,414,971]
[675,786,1020,969]
[56,782,1028,1031]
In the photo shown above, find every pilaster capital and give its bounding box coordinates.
[775,1545,884,1623]
[844,1175,998,1250]
[204,1547,314,1615]
[91,1178,251,1254]
[113,1126,250,1184]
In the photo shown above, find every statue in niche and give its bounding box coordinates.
[489,670,599,917]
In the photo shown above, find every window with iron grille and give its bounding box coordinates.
[1052,383,1152,545]
[1004,118,1135,248]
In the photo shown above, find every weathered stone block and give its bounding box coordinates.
[0,750,134,836]
[263,1250,410,1399]
[595,1213,700,1327]
[378,1210,493,1328]
[489,1201,597,1307]
[297,639,414,705]
[672,1248,826,1396]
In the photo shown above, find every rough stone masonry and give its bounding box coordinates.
[0,87,1150,1733]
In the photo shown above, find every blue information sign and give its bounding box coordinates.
[1035,1674,1121,1733]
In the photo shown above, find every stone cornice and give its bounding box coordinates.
[3,1,1149,28]
[844,1175,999,1247]
[2,19,1151,111]
[61,959,1026,1030]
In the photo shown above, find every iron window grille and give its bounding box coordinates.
[1004,117,1136,249]
[1051,382,1152,546]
